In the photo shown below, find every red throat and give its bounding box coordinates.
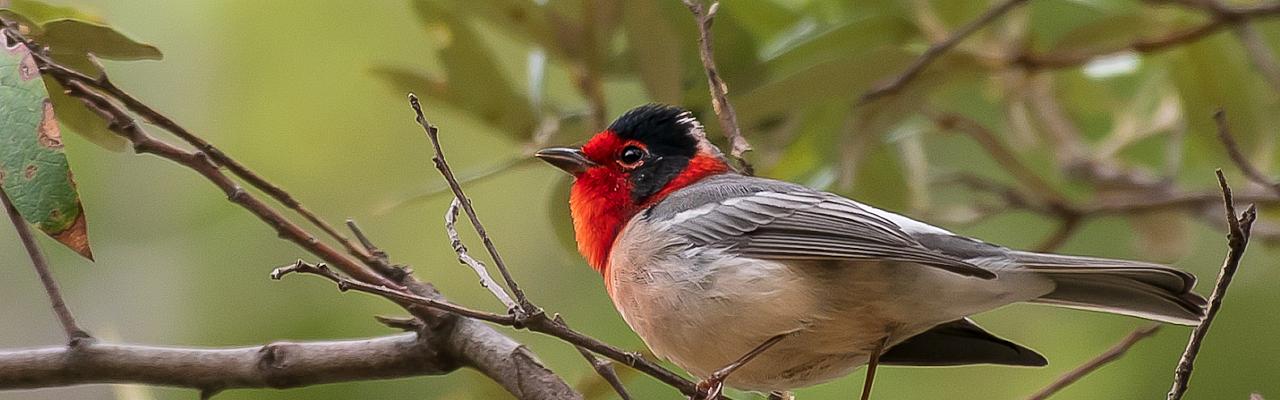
[568,133,729,278]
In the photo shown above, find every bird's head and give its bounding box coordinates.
[536,104,732,274]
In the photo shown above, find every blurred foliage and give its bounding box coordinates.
[2,0,1280,400]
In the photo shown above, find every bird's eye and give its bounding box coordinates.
[618,145,646,168]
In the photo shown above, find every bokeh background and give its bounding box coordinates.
[2,0,1279,399]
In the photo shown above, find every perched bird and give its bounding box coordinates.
[535,104,1205,395]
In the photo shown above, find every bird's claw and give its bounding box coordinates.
[691,377,725,400]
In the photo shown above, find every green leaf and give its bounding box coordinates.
[44,77,128,151]
[1,0,100,25]
[39,19,162,74]
[0,38,93,259]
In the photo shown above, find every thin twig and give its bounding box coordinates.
[929,111,1074,208]
[1158,0,1280,92]
[3,29,382,271]
[1026,324,1161,400]
[860,0,1031,105]
[446,198,518,311]
[270,261,516,325]
[404,95,704,397]
[408,94,536,315]
[682,0,753,174]
[1167,170,1257,400]
[557,315,633,400]
[1017,3,1280,70]
[0,190,91,343]
[344,219,409,281]
[276,260,705,398]
[1213,109,1280,195]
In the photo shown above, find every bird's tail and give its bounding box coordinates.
[1012,251,1207,325]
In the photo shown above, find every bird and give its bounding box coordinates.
[534,104,1206,396]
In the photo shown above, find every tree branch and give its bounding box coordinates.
[1213,109,1280,196]
[0,334,454,393]
[1166,171,1256,400]
[682,0,754,174]
[860,0,1031,105]
[0,189,90,343]
[0,22,584,400]
[1026,324,1162,400]
[1017,2,1280,70]
[410,94,536,315]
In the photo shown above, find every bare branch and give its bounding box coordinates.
[860,0,1031,105]
[682,0,754,174]
[6,33,382,272]
[1167,171,1257,400]
[446,198,518,311]
[557,315,633,400]
[929,111,1074,209]
[1213,110,1280,195]
[1026,324,1161,400]
[270,261,516,326]
[409,94,535,314]
[0,189,91,343]
[0,334,454,393]
[0,23,585,399]
[1018,3,1280,70]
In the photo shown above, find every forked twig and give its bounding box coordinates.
[1167,171,1257,400]
[446,198,518,311]
[1213,110,1280,196]
[682,0,754,174]
[409,94,536,315]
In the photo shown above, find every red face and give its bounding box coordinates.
[535,105,730,279]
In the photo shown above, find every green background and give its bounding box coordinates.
[1,1,1278,399]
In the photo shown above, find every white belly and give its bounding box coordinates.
[606,227,1049,391]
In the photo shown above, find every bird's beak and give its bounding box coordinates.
[535,147,597,176]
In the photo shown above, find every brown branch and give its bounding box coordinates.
[682,0,754,174]
[1213,110,1280,196]
[1167,171,1257,400]
[860,0,1031,105]
[14,41,383,273]
[0,189,91,343]
[1018,3,1280,70]
[410,94,535,315]
[558,315,633,400]
[1026,324,1161,400]
[278,260,705,398]
[270,261,517,325]
[929,111,1074,209]
[0,334,454,393]
[1,22,585,400]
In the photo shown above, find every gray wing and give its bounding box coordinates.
[651,176,996,279]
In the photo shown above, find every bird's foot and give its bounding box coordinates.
[690,375,726,400]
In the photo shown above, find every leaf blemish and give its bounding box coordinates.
[24,164,37,180]
[37,100,64,149]
[18,51,37,81]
